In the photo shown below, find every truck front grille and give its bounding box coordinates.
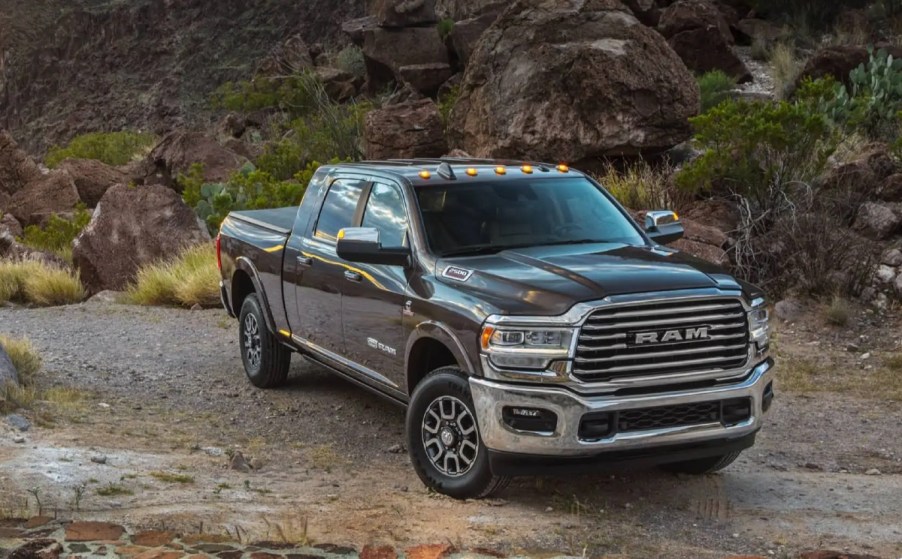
[572,298,749,382]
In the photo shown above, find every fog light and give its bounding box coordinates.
[721,398,752,425]
[578,411,613,441]
[502,407,557,434]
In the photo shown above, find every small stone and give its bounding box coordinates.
[405,544,454,559]
[875,265,896,283]
[98,402,111,408]
[9,539,62,559]
[90,455,108,465]
[191,303,203,311]
[882,248,902,266]
[65,521,126,542]
[13,435,25,443]
[132,531,176,547]
[202,447,224,457]
[774,299,802,322]
[229,451,251,473]
[865,468,881,475]
[386,444,404,454]
[846,343,860,352]
[67,544,91,554]
[5,413,31,432]
[545,506,554,512]
[360,545,397,559]
[803,462,822,471]
[895,273,902,299]
[861,352,871,360]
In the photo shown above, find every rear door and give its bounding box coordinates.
[340,180,412,391]
[293,177,367,356]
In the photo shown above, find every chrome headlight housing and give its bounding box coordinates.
[480,324,575,372]
[748,297,770,352]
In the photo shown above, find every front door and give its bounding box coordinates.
[340,180,412,391]
[293,177,367,356]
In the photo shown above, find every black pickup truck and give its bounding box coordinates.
[216,159,774,499]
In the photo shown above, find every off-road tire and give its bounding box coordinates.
[407,367,511,499]
[238,294,290,388]
[661,450,742,475]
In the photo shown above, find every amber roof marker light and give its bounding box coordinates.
[495,166,507,175]
[556,163,570,173]
[521,164,534,174]
[418,170,432,179]
[466,168,478,176]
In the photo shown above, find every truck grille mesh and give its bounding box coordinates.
[572,298,750,382]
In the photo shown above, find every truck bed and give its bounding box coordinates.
[229,207,297,235]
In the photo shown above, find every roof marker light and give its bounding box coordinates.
[557,164,570,173]
[418,170,432,179]
[466,168,478,176]
[521,164,533,174]
[495,166,507,175]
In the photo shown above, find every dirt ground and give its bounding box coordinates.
[1,300,901,558]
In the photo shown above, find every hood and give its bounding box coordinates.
[435,243,743,316]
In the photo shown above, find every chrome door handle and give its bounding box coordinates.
[297,256,313,267]
[344,270,362,282]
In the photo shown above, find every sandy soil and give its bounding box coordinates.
[1,300,900,558]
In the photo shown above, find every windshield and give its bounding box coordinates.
[415,177,646,257]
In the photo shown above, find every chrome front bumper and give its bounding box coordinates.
[469,359,773,456]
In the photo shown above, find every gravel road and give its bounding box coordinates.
[1,301,900,558]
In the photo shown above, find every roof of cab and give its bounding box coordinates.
[323,158,583,184]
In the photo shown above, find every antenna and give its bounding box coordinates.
[437,162,457,180]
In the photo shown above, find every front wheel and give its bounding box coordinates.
[238,294,291,388]
[661,450,742,475]
[406,368,510,499]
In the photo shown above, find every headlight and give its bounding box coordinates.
[480,325,574,370]
[748,297,769,351]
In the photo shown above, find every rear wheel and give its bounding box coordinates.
[661,450,742,475]
[406,367,510,499]
[238,294,290,388]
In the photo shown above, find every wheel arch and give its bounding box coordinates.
[232,257,278,334]
[405,322,476,396]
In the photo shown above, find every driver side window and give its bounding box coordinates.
[362,182,408,248]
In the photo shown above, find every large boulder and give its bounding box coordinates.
[143,131,248,190]
[797,46,902,90]
[0,213,22,237]
[57,159,128,207]
[449,13,497,66]
[364,99,448,159]
[72,184,211,293]
[369,0,438,27]
[0,130,41,196]
[6,170,82,226]
[450,0,699,162]
[362,26,449,92]
[0,231,68,268]
[672,218,729,265]
[398,63,454,97]
[315,67,362,103]
[435,0,506,20]
[853,202,901,240]
[623,0,661,26]
[658,0,751,82]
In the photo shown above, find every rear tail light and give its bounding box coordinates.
[215,233,222,271]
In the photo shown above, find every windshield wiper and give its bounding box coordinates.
[538,239,608,246]
[439,243,537,258]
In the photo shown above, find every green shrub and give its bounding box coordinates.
[335,46,366,79]
[676,98,836,208]
[438,85,460,127]
[18,205,92,262]
[45,131,156,168]
[437,18,455,40]
[125,244,219,308]
[182,160,339,233]
[828,48,902,140]
[697,70,735,114]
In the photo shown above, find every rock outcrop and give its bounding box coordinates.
[72,184,210,293]
[658,0,751,83]
[450,0,699,162]
[143,131,248,190]
[0,130,42,196]
[364,99,447,159]
[370,0,438,27]
[6,171,82,226]
[362,26,450,93]
[57,159,128,207]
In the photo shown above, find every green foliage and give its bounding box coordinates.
[697,70,735,114]
[677,98,836,207]
[596,162,688,211]
[335,46,366,79]
[18,205,91,261]
[438,85,460,128]
[45,131,156,168]
[837,48,902,140]
[437,18,455,40]
[125,244,219,308]
[182,160,340,233]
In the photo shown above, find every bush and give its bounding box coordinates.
[438,85,460,128]
[596,162,688,211]
[437,18,455,40]
[676,98,836,209]
[0,260,86,306]
[124,244,219,308]
[0,335,42,385]
[770,42,802,100]
[827,48,902,140]
[182,159,336,233]
[697,70,735,114]
[45,131,156,168]
[18,205,91,262]
[335,46,366,79]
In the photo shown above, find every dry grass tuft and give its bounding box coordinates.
[771,42,803,100]
[0,335,42,384]
[125,244,219,308]
[824,297,851,326]
[595,161,686,212]
[0,260,85,306]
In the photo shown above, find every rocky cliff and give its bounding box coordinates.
[0,0,364,153]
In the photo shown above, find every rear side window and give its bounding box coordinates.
[314,179,366,242]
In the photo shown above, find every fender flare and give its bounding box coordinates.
[233,256,278,335]
[405,321,476,378]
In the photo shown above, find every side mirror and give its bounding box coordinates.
[336,227,411,267]
[645,210,684,245]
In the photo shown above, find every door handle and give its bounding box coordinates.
[297,255,313,267]
[344,270,362,282]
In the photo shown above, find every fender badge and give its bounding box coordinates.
[442,266,473,282]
